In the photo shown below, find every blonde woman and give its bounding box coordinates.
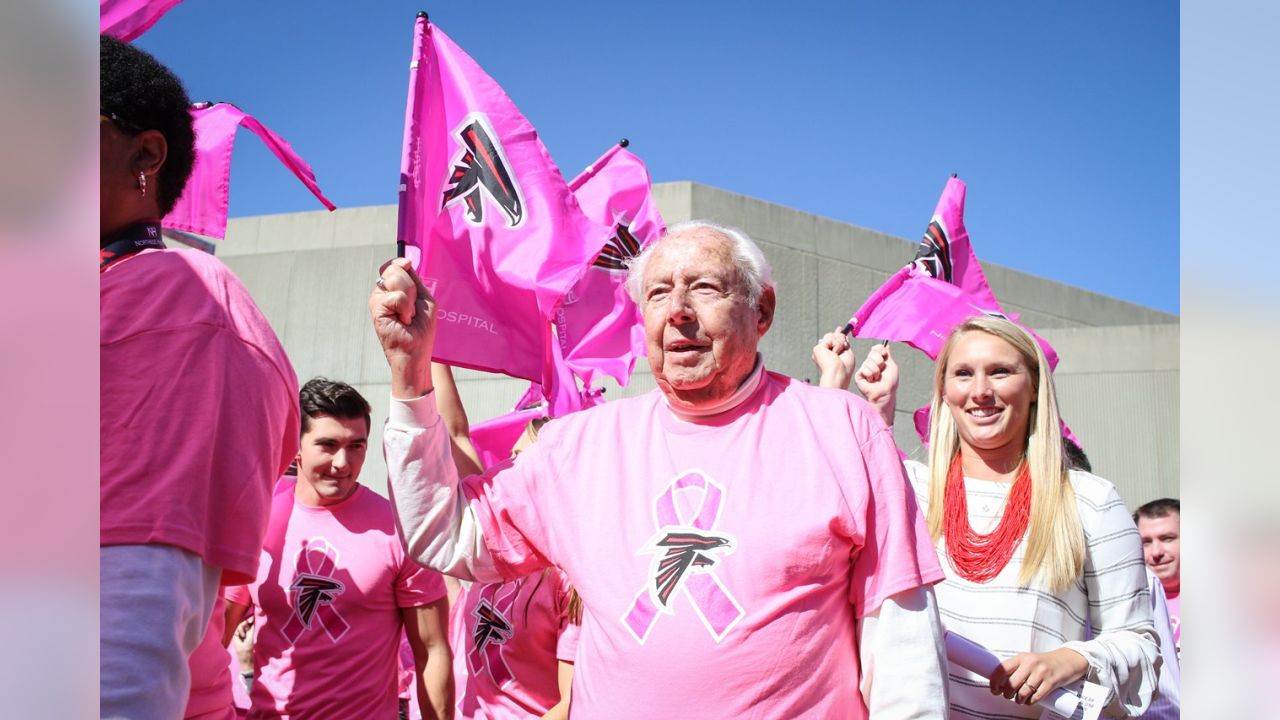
[814,317,1159,718]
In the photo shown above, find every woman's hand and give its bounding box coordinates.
[989,647,1090,706]
[231,615,254,672]
[853,343,898,428]
[812,327,856,390]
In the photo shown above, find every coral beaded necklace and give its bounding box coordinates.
[942,456,1032,583]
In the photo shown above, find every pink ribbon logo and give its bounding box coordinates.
[282,538,350,644]
[622,470,744,644]
[468,582,519,687]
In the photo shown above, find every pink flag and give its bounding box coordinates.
[852,176,1075,448]
[555,142,667,387]
[164,102,335,240]
[851,264,1060,368]
[100,0,183,41]
[471,332,605,468]
[397,15,607,382]
[911,176,1000,312]
[515,324,606,419]
[848,176,1059,368]
[469,406,546,472]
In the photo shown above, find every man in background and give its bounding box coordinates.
[1135,498,1180,654]
[226,378,453,719]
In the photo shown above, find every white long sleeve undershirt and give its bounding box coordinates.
[860,585,950,718]
[384,391,502,583]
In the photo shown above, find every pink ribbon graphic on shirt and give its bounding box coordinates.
[282,538,350,644]
[467,581,519,687]
[622,470,744,644]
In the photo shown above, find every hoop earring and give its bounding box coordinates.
[138,172,147,197]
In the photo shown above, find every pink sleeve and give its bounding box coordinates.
[553,569,579,662]
[847,420,945,618]
[395,559,449,609]
[556,622,581,663]
[461,439,560,579]
[224,584,251,608]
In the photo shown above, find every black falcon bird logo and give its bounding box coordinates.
[289,573,345,628]
[912,219,954,283]
[592,222,644,272]
[649,530,732,607]
[472,598,514,653]
[442,114,525,228]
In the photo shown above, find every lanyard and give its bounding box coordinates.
[100,220,165,272]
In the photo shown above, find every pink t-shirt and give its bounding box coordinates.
[463,372,943,719]
[184,596,236,720]
[450,570,579,719]
[225,481,447,719]
[101,247,300,585]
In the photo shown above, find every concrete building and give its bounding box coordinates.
[213,181,1179,509]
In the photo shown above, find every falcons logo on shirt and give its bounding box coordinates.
[648,531,733,607]
[442,113,525,229]
[592,222,644,272]
[289,573,345,629]
[472,598,514,653]
[912,219,954,283]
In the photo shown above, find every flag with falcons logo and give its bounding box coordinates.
[555,142,666,387]
[911,176,1000,312]
[397,15,608,382]
[164,102,335,240]
[847,176,1058,369]
[100,0,183,41]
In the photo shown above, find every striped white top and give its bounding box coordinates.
[904,461,1160,719]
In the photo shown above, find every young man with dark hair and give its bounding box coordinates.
[1134,498,1181,654]
[100,35,300,719]
[225,378,454,719]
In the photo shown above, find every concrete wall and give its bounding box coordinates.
[1038,324,1180,509]
[214,182,1178,506]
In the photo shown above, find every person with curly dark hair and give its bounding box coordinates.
[100,35,301,720]
[99,34,195,234]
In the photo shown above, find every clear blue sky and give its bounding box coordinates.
[137,1,1178,314]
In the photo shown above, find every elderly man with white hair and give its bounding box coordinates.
[370,221,950,718]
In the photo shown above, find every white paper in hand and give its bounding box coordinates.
[944,631,1084,718]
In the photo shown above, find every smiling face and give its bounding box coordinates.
[942,331,1038,468]
[295,414,369,507]
[1138,512,1180,593]
[639,229,774,409]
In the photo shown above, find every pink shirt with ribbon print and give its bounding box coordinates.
[225,480,447,719]
[449,569,579,720]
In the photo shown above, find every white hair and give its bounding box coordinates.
[625,220,775,304]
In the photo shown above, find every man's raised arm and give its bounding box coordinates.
[370,259,503,583]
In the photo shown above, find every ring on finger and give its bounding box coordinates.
[376,277,388,291]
